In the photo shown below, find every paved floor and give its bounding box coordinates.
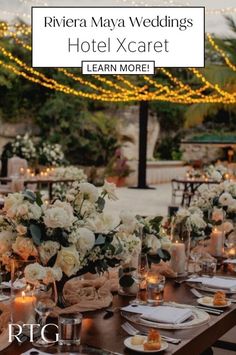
[104,183,172,217]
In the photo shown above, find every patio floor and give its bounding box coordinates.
[104,183,172,217]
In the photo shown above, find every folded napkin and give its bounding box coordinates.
[224,259,236,264]
[121,305,192,324]
[187,276,236,290]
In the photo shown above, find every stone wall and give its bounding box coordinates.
[181,143,225,164]
[0,121,40,153]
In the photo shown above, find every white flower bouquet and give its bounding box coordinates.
[0,182,143,287]
[52,166,87,199]
[38,142,65,166]
[12,133,37,163]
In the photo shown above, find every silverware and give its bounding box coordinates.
[195,306,223,315]
[122,321,181,344]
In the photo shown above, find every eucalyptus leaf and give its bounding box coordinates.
[96,197,105,212]
[95,234,106,245]
[23,190,36,203]
[29,224,42,246]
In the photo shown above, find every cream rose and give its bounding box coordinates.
[24,262,46,284]
[12,236,38,260]
[16,225,27,236]
[102,180,118,201]
[43,201,75,229]
[145,234,161,255]
[43,266,63,284]
[0,230,15,254]
[38,241,60,265]
[79,182,99,203]
[74,227,95,254]
[56,246,80,277]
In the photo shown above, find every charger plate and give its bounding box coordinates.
[187,279,236,295]
[121,302,210,330]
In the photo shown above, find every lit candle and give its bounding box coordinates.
[170,241,186,275]
[12,291,36,324]
[20,167,25,175]
[210,227,224,257]
[228,247,236,258]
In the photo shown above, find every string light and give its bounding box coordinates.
[1,22,236,103]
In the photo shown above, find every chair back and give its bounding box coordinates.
[7,156,28,177]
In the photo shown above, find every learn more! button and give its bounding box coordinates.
[82,61,154,75]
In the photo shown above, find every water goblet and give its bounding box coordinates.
[33,282,58,348]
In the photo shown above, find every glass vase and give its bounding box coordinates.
[170,223,190,276]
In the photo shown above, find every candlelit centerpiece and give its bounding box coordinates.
[0,181,169,307]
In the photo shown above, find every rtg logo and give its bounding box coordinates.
[8,323,59,343]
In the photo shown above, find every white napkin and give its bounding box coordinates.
[2,279,25,289]
[224,259,236,264]
[121,305,192,324]
[187,276,236,290]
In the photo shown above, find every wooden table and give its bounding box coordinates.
[0,177,76,200]
[172,178,220,206]
[4,279,236,355]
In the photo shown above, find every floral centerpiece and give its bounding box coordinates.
[38,142,65,166]
[0,183,136,284]
[204,164,228,182]
[52,166,87,199]
[11,133,37,163]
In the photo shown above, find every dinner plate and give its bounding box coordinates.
[124,336,168,353]
[121,302,210,330]
[186,281,236,295]
[197,297,231,309]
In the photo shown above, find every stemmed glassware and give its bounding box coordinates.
[190,241,203,277]
[130,253,149,305]
[33,281,58,348]
[130,225,149,305]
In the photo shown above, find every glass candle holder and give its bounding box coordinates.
[58,312,83,346]
[146,271,165,306]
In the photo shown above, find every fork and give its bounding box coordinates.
[122,321,181,344]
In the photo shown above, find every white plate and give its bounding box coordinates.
[124,336,168,353]
[121,302,210,330]
[197,297,231,309]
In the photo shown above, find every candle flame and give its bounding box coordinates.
[22,291,25,298]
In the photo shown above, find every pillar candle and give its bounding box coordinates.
[210,227,224,257]
[170,241,186,275]
[12,291,36,324]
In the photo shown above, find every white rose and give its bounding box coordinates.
[228,199,236,213]
[3,193,24,218]
[102,180,118,201]
[24,263,46,284]
[70,227,95,254]
[56,246,80,277]
[86,213,119,234]
[0,230,15,254]
[79,182,99,203]
[43,201,75,229]
[189,213,207,229]
[43,266,63,284]
[211,171,222,182]
[29,203,42,220]
[12,236,38,260]
[145,234,161,255]
[219,192,234,206]
[16,225,27,236]
[119,210,137,233]
[17,204,29,217]
[39,241,60,265]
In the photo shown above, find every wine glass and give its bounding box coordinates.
[130,253,149,305]
[33,282,58,347]
[190,244,203,277]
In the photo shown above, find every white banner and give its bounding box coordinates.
[32,7,205,71]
